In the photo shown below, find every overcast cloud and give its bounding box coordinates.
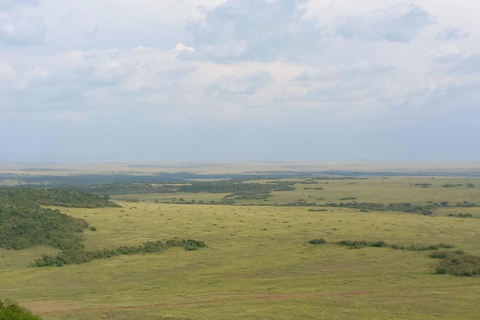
[0,0,479,162]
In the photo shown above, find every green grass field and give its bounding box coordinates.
[1,177,480,319]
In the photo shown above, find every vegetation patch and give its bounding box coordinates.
[456,201,477,207]
[0,188,121,250]
[0,204,88,250]
[285,199,317,206]
[308,238,326,244]
[308,238,480,277]
[336,240,453,251]
[0,188,120,208]
[1,189,206,268]
[323,202,438,215]
[414,183,432,188]
[431,251,480,276]
[447,213,473,218]
[34,239,206,267]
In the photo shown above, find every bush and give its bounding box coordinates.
[435,253,480,276]
[0,204,88,250]
[414,183,432,188]
[0,300,41,319]
[309,239,326,245]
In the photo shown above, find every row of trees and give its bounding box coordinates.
[0,188,120,208]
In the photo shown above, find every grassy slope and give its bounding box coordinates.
[1,194,480,319]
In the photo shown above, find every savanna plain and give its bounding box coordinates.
[1,166,480,319]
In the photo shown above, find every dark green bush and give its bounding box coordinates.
[0,205,88,250]
[34,239,206,267]
[435,253,480,276]
[309,239,326,245]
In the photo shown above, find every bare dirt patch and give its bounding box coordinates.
[21,300,84,315]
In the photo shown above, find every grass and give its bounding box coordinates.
[1,176,480,319]
[115,177,480,208]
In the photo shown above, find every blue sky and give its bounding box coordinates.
[0,0,479,162]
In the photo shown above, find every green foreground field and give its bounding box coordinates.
[1,177,480,319]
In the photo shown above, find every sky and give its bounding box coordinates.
[0,0,479,163]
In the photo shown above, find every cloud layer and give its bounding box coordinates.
[335,3,432,42]
[0,0,479,161]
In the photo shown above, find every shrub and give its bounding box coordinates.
[435,253,480,276]
[309,239,326,245]
[414,183,432,188]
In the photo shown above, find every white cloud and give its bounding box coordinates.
[0,0,478,128]
[174,43,195,52]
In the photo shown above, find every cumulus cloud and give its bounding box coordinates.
[0,1,478,127]
[335,3,432,42]
[0,15,46,45]
[183,0,322,62]
[174,43,195,52]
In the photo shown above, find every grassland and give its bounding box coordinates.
[1,176,480,319]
